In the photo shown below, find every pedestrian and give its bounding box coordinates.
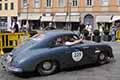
[111,23,117,41]
[78,22,85,36]
[99,23,104,40]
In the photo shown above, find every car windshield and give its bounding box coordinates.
[31,33,45,41]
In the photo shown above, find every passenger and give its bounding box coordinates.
[64,36,83,46]
[55,36,83,46]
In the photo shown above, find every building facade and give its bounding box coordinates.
[0,0,18,31]
[18,0,120,30]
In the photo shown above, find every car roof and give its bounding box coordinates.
[32,30,79,42]
[43,30,75,37]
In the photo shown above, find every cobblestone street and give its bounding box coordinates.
[0,42,120,80]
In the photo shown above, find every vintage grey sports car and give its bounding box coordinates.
[3,30,114,76]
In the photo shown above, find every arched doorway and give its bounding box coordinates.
[84,14,94,27]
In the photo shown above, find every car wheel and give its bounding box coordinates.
[37,60,57,76]
[97,52,107,65]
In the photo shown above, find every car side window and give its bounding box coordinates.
[72,34,84,44]
[48,40,56,48]
[62,34,84,45]
[48,36,64,48]
[63,34,79,42]
[72,34,80,40]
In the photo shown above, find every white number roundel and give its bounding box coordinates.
[72,51,83,62]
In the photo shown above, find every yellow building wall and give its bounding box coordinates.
[0,0,18,16]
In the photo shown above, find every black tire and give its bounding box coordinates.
[97,52,108,65]
[37,60,57,76]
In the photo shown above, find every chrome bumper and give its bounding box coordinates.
[1,55,23,73]
[7,66,23,73]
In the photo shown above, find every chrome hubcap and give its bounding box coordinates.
[100,53,105,60]
[42,62,52,70]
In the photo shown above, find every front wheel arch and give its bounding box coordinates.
[35,59,60,76]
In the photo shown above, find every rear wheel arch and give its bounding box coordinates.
[101,50,108,56]
[97,50,110,65]
[106,48,114,58]
[102,45,113,57]
[102,49,112,58]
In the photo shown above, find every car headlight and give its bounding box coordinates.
[10,59,20,67]
[9,52,13,56]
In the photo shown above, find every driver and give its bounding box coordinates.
[55,37,63,46]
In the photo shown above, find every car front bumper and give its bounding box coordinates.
[1,55,23,73]
[7,65,23,73]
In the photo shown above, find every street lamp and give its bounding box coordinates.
[65,0,69,30]
[26,3,29,31]
[39,16,42,30]
[66,0,71,30]
[68,2,71,30]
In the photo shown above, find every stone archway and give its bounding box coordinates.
[84,14,94,27]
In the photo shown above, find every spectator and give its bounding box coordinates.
[8,19,21,32]
[11,20,20,33]
[13,22,19,32]
[99,23,104,40]
[111,23,117,41]
[78,22,85,34]
[21,21,29,32]
[85,23,93,36]
[45,22,56,30]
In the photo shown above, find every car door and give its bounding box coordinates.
[70,45,96,66]
[53,34,85,67]
[47,35,76,68]
[47,34,96,68]
[82,45,97,64]
[61,34,96,66]
[62,34,85,66]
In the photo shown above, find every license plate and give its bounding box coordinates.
[6,55,12,63]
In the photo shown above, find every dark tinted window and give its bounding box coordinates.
[63,34,79,42]
[48,36,64,48]
[31,33,45,41]
[5,3,8,10]
[0,4,2,10]
[11,2,14,10]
